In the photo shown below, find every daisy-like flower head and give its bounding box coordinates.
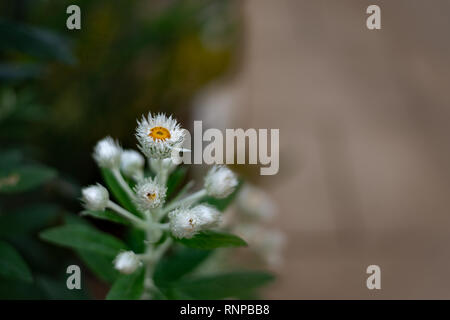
[93,136,122,168]
[81,184,109,211]
[133,177,166,211]
[168,205,221,239]
[204,165,238,198]
[113,251,141,274]
[136,113,185,159]
[120,149,144,179]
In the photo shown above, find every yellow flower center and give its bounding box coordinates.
[146,192,157,201]
[149,126,171,141]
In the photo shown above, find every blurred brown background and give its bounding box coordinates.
[200,0,450,299]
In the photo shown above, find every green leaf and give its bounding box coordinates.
[0,204,60,238]
[0,63,43,81]
[106,267,145,300]
[154,247,211,287]
[124,228,146,254]
[0,241,32,283]
[77,250,119,284]
[166,166,187,198]
[0,164,57,193]
[0,278,43,299]
[168,271,274,300]
[0,19,75,64]
[81,209,130,226]
[101,168,140,216]
[36,275,90,300]
[39,224,127,257]
[0,149,23,169]
[175,230,247,250]
[203,180,243,211]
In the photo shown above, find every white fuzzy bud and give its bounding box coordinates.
[204,165,238,198]
[93,136,122,168]
[169,205,221,239]
[81,184,109,211]
[193,204,221,228]
[113,251,141,274]
[133,177,166,211]
[120,150,144,178]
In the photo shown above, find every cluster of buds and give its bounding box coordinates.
[80,113,238,275]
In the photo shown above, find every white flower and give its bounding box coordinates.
[169,205,221,239]
[136,113,185,159]
[113,251,141,274]
[81,184,109,211]
[93,136,122,168]
[133,177,166,211]
[204,165,238,198]
[120,150,144,179]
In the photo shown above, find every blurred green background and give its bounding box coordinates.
[0,0,240,299]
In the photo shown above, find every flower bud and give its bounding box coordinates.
[169,205,221,239]
[81,184,109,211]
[120,150,144,178]
[204,165,238,198]
[193,204,221,228]
[93,136,122,168]
[113,251,141,274]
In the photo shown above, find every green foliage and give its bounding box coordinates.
[81,209,131,226]
[101,168,140,216]
[39,224,127,257]
[0,204,59,238]
[77,250,119,284]
[106,267,145,300]
[124,228,147,254]
[0,19,75,64]
[0,241,33,283]
[164,271,274,300]
[35,275,89,300]
[0,164,57,193]
[154,247,211,287]
[175,230,247,250]
[166,166,187,198]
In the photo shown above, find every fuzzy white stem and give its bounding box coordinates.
[112,168,135,199]
[107,201,146,228]
[153,237,173,261]
[162,189,207,215]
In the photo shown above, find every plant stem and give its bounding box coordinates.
[161,189,207,216]
[155,159,169,186]
[112,168,135,199]
[107,201,146,228]
[153,237,173,260]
